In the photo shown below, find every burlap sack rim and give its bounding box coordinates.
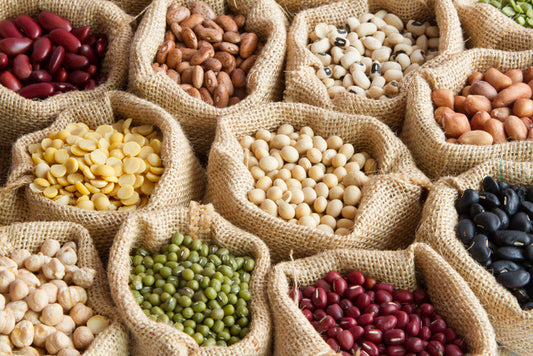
[5,90,205,221]
[0,220,129,355]
[108,201,271,355]
[129,0,288,117]
[268,242,498,356]
[0,0,133,111]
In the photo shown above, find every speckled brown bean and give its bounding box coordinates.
[181,48,196,61]
[240,54,258,73]
[164,30,175,42]
[181,67,193,84]
[166,69,180,83]
[230,68,246,88]
[180,83,193,90]
[216,42,239,55]
[215,51,235,72]
[521,117,533,129]
[233,14,246,29]
[216,15,238,32]
[194,24,223,43]
[190,46,213,65]
[180,14,204,29]
[182,27,198,49]
[190,1,216,20]
[203,20,224,33]
[152,63,165,73]
[217,71,234,96]
[223,32,241,44]
[229,96,240,105]
[192,65,204,89]
[156,40,175,64]
[186,87,202,99]
[177,61,191,73]
[170,23,183,41]
[235,87,246,99]
[204,70,217,93]
[213,84,229,107]
[201,57,222,72]
[199,87,214,105]
[529,128,533,139]
[198,40,214,51]
[166,5,190,25]
[239,33,258,58]
[167,48,182,69]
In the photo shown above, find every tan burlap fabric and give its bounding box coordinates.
[283,0,464,131]
[455,0,533,51]
[0,91,206,260]
[108,201,271,355]
[0,0,133,187]
[401,48,533,180]
[268,242,498,356]
[0,221,129,355]
[206,102,430,262]
[416,159,533,355]
[128,0,288,157]
[109,0,153,16]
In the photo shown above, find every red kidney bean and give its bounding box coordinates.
[430,318,447,333]
[0,37,32,56]
[18,82,53,98]
[401,304,415,314]
[15,14,41,39]
[339,317,357,329]
[31,36,52,62]
[406,319,420,336]
[383,329,405,346]
[363,278,376,290]
[386,346,406,356]
[302,308,312,321]
[315,279,331,292]
[303,286,315,298]
[313,287,327,309]
[358,313,374,326]
[431,332,446,344]
[0,20,23,38]
[339,299,353,310]
[393,290,413,304]
[38,11,72,32]
[346,285,365,300]
[427,340,445,356]
[300,298,314,311]
[452,338,466,352]
[419,326,431,340]
[334,278,348,296]
[71,26,90,42]
[327,338,340,352]
[360,341,379,356]
[84,34,97,46]
[49,29,81,53]
[444,328,457,342]
[68,70,90,86]
[95,75,107,85]
[376,289,393,304]
[394,311,409,329]
[337,330,354,350]
[375,315,397,331]
[349,325,364,340]
[63,53,89,70]
[50,82,77,92]
[0,52,7,69]
[327,292,340,305]
[0,71,21,91]
[364,328,382,343]
[314,309,327,321]
[54,68,68,82]
[375,282,394,293]
[347,271,365,285]
[364,304,379,316]
[345,306,361,319]
[327,303,343,321]
[13,54,31,80]
[327,326,342,338]
[48,45,65,73]
[316,315,335,333]
[94,35,107,57]
[327,271,342,283]
[380,301,401,315]
[445,344,463,356]
[78,44,97,64]
[413,289,429,304]
[405,337,424,352]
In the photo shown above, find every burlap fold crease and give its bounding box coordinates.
[283,0,464,131]
[401,48,533,179]
[207,102,430,262]
[108,201,271,356]
[128,0,288,156]
[267,242,498,356]
[0,221,129,355]
[416,159,533,355]
[0,90,205,259]
[0,0,133,186]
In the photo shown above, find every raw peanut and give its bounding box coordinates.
[470,111,491,130]
[192,65,204,89]
[521,117,532,130]
[240,54,258,73]
[513,98,533,117]
[505,69,523,83]
[190,1,216,20]
[525,67,533,83]
[166,48,182,69]
[443,113,470,138]
[231,68,246,88]
[454,96,467,114]
[458,130,494,145]
[156,40,175,64]
[465,95,492,116]
[190,46,213,65]
[213,84,229,108]
[462,85,471,97]
[468,71,483,84]
[201,57,222,72]
[179,14,204,29]
[199,87,214,105]
[434,106,454,125]
[38,11,72,32]
[485,68,513,91]
[216,15,238,32]
[240,33,258,58]
[484,118,507,144]
[504,115,528,141]
[529,128,533,139]
[446,138,458,143]
[166,5,190,25]
[493,83,532,108]
[182,27,198,49]
[491,107,511,121]
[469,80,497,100]
[431,88,454,109]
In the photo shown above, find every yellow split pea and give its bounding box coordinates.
[29,119,164,211]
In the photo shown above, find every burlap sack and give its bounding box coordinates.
[0,0,133,187]
[416,159,533,355]
[128,0,288,157]
[109,0,153,16]
[283,0,464,131]
[0,220,129,355]
[455,0,533,51]
[0,90,205,260]
[401,48,533,180]
[268,242,498,356]
[108,201,271,356]
[206,102,430,262]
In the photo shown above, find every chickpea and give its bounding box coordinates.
[0,270,16,293]
[18,346,42,356]
[22,310,40,325]
[10,320,34,348]
[58,348,82,356]
[56,246,78,266]
[33,324,55,347]
[55,315,76,335]
[17,269,41,289]
[10,250,30,268]
[0,334,12,352]
[72,326,94,350]
[42,258,66,280]
[24,253,45,272]
[25,289,48,313]
[40,303,63,326]
[40,239,61,257]
[46,331,73,354]
[6,301,28,322]
[0,310,15,334]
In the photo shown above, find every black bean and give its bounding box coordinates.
[495,246,525,262]
[469,203,485,218]
[455,189,479,214]
[497,270,530,288]
[499,181,510,191]
[473,211,501,234]
[490,260,522,275]
[468,234,491,263]
[527,186,533,202]
[515,186,527,201]
[502,188,519,216]
[509,212,531,232]
[512,287,531,303]
[521,201,533,219]
[491,208,509,230]
[479,192,501,210]
[457,219,475,245]
[524,302,533,310]
[493,230,531,247]
[526,244,533,262]
[483,176,500,195]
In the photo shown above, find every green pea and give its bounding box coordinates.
[191,332,203,345]
[153,263,163,273]
[178,295,192,307]
[155,279,165,289]
[212,272,223,281]
[502,5,517,16]
[149,294,160,306]
[171,232,184,245]
[173,313,185,323]
[230,284,240,295]
[161,244,169,253]
[172,266,184,276]
[167,311,174,319]
[174,305,184,314]
[205,287,217,300]
[182,234,192,246]
[191,263,203,274]
[163,297,177,312]
[200,244,209,257]
[149,314,157,321]
[141,301,152,310]
[208,300,221,310]
[184,319,196,329]
[229,336,240,345]
[158,267,170,279]
[167,276,179,286]
[209,244,218,255]
[137,248,149,257]
[230,325,241,336]
[151,306,164,316]
[198,257,208,267]
[236,298,246,308]
[243,258,255,272]
[140,286,152,295]
[209,279,221,292]
[223,304,235,316]
[216,340,227,347]
[240,272,251,283]
[239,327,250,339]
[203,338,216,347]
[164,283,176,295]
[192,301,206,313]
[183,307,194,319]
[223,276,232,285]
[237,317,249,327]
[132,290,144,304]
[203,317,214,328]
[183,326,195,336]
[518,15,527,25]
[190,239,202,251]
[140,275,153,286]
[192,312,205,324]
[228,294,238,305]
[174,322,184,331]
[154,254,167,264]
[236,306,249,319]
[193,290,208,303]
[197,325,210,336]
[216,248,229,257]
[211,308,224,320]
[143,309,150,316]
[235,257,244,270]
[182,261,193,268]
[204,263,215,271]
[181,287,194,298]
[239,290,251,302]
[168,243,180,253]
[179,280,187,288]
[223,315,235,327]
[182,269,194,281]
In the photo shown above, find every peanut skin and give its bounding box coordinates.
[504,115,528,141]
[484,118,507,144]
[458,130,494,145]
[470,111,491,130]
[493,83,532,108]
[443,113,471,138]
[431,88,454,109]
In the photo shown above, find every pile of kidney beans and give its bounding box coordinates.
[456,176,533,310]
[0,11,108,99]
[291,270,466,356]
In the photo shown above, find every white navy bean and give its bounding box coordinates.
[361,57,372,73]
[384,81,399,96]
[309,31,319,42]
[315,23,329,38]
[374,10,388,19]
[388,33,404,46]
[359,13,374,23]
[316,53,332,66]
[371,16,387,30]
[382,24,399,36]
[349,62,366,74]
[406,20,426,36]
[404,63,420,74]
[323,77,335,88]
[316,67,333,79]
[394,43,413,55]
[328,85,346,97]
[345,17,360,32]
[352,70,371,89]
[369,61,381,78]
[342,73,354,87]
[329,34,350,49]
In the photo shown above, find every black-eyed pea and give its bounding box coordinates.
[330,47,343,64]
[406,20,426,36]
[356,22,377,37]
[384,69,403,82]
[384,81,399,96]
[367,86,384,99]
[328,86,345,97]
[310,38,330,54]
[428,37,439,49]
[404,63,420,74]
[345,17,360,32]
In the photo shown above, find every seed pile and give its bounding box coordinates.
[480,0,533,28]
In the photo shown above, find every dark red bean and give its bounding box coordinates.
[393,290,413,304]
[366,290,375,302]
[376,289,393,304]
[0,71,21,91]
[63,53,89,70]
[430,318,447,333]
[0,20,23,38]
[375,315,397,331]
[394,311,409,329]
[13,54,31,80]
[337,330,354,350]
[402,304,415,314]
[380,301,401,315]
[413,289,429,304]
[341,352,351,356]
[364,328,382,343]
[386,346,406,356]
[303,286,315,298]
[349,325,364,340]
[346,285,365,300]
[364,303,379,316]
[315,280,331,293]
[289,288,302,302]
[383,329,405,346]
[431,332,446,344]
[444,328,457,342]
[327,304,343,321]
[0,37,32,56]
[317,315,335,333]
[452,338,466,352]
[345,306,361,319]
[326,271,342,283]
[356,293,371,309]
[445,344,463,356]
[0,52,8,69]
[347,271,365,285]
[406,319,420,336]
[18,82,54,98]
[49,29,81,53]
[423,316,432,327]
[54,68,68,82]
[84,34,97,46]
[419,352,430,356]
[313,309,327,321]
[405,337,424,352]
[340,299,353,310]
[327,292,340,305]
[68,70,90,86]
[15,15,41,39]
[327,338,340,352]
[48,46,65,73]
[94,35,107,58]
[327,326,342,338]
[363,278,376,290]
[339,317,357,329]
[71,26,90,42]
[38,11,72,32]
[50,82,77,92]
[419,326,431,340]
[360,341,379,356]
[427,340,445,356]
[302,308,313,321]
[313,287,327,309]
[31,36,52,62]
[420,303,434,316]
[300,298,314,311]
[375,282,394,293]
[78,44,97,64]
[358,313,374,326]
[334,278,348,296]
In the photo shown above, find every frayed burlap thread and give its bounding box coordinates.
[0,0,133,186]
[108,0,153,16]
[128,0,288,156]
[108,201,271,356]
[416,159,533,354]
[267,243,498,356]
[0,221,129,355]
[283,0,464,131]
[401,48,533,179]
[206,102,430,262]
[0,91,205,260]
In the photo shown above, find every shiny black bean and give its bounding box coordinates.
[512,287,531,303]
[473,212,501,234]
[524,302,533,310]
[483,176,500,195]
[455,189,479,214]
[495,246,525,262]
[457,219,475,245]
[515,187,527,201]
[469,203,485,218]
[499,181,510,191]
[509,212,531,232]
[520,201,533,219]
[479,192,501,210]
[497,270,530,288]
[502,188,519,216]
[527,186,533,202]
[493,230,531,247]
[468,234,492,263]
[526,244,533,262]
[490,260,522,275]
[491,208,509,230]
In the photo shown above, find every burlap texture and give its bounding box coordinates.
[0,0,133,187]
[108,201,271,356]
[0,90,206,260]
[109,0,153,16]
[0,220,129,355]
[128,0,288,157]
[455,0,533,51]
[416,159,533,355]
[401,48,533,180]
[206,102,430,262]
[283,0,464,131]
[267,242,498,356]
